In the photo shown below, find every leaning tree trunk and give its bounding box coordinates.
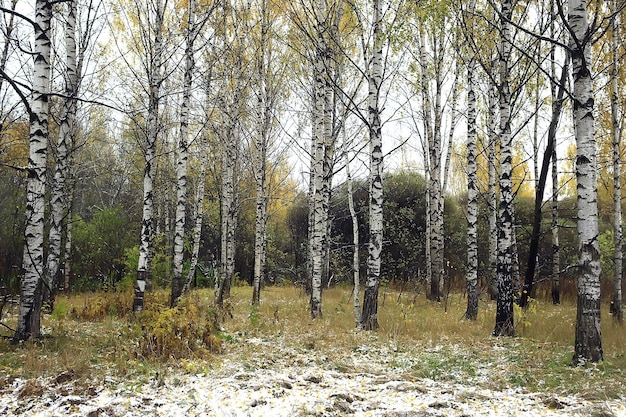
[45,0,78,309]
[171,0,196,307]
[361,0,383,331]
[493,0,514,337]
[569,0,603,363]
[134,0,165,313]
[519,56,568,308]
[610,0,623,323]
[14,0,52,342]
[464,56,478,321]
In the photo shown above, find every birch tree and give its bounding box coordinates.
[131,0,167,313]
[171,0,197,307]
[45,0,103,307]
[215,1,246,307]
[360,0,383,330]
[610,0,623,322]
[251,0,283,306]
[493,0,514,337]
[568,0,603,363]
[464,17,478,320]
[14,0,52,341]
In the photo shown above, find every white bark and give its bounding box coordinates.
[45,0,78,306]
[182,144,207,294]
[345,149,361,327]
[550,4,561,305]
[487,78,499,300]
[494,0,514,337]
[134,0,165,313]
[465,56,478,321]
[610,0,623,322]
[569,0,603,362]
[171,0,196,307]
[15,0,52,342]
[309,0,327,318]
[361,0,383,331]
[252,0,272,305]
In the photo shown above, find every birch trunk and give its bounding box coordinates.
[493,0,514,337]
[252,0,270,305]
[610,0,623,322]
[569,0,603,363]
[64,207,73,292]
[217,126,239,307]
[550,6,561,305]
[171,0,196,307]
[346,149,361,327]
[464,56,478,320]
[182,144,207,294]
[45,0,78,307]
[428,36,445,302]
[361,0,383,331]
[417,30,433,298]
[309,5,326,318]
[442,71,458,195]
[487,79,499,300]
[14,0,52,342]
[134,0,165,313]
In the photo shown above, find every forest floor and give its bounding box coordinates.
[0,286,625,416]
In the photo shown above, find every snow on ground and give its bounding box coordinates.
[1,336,624,417]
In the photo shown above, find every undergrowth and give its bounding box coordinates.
[0,285,623,401]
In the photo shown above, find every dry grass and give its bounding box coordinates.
[0,284,624,400]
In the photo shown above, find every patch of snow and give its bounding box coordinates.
[1,337,625,417]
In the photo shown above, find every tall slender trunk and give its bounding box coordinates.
[610,0,623,323]
[0,0,17,96]
[14,0,52,342]
[171,0,196,307]
[487,78,499,300]
[252,1,271,305]
[550,2,561,305]
[45,0,78,308]
[569,0,603,363]
[345,148,361,327]
[309,2,327,318]
[465,56,478,320]
[182,136,207,294]
[428,33,445,302]
[442,70,458,195]
[361,0,383,331]
[520,56,569,308]
[63,205,73,292]
[217,123,239,307]
[418,30,433,298]
[493,0,514,337]
[134,0,165,313]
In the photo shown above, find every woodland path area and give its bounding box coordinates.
[0,288,625,416]
[1,335,625,416]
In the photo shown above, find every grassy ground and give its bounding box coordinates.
[0,284,624,400]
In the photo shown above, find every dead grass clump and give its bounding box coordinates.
[135,294,223,360]
[70,291,134,320]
